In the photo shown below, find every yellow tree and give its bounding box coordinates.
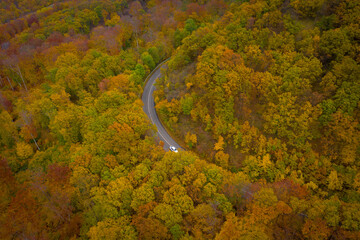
[185,132,197,149]
[327,170,343,191]
[214,135,225,151]
[88,217,137,240]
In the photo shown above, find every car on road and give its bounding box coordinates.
[169,146,178,153]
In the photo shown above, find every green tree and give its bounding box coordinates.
[185,18,198,33]
[130,64,146,85]
[148,47,160,64]
[180,95,194,115]
[319,28,351,61]
[141,52,155,70]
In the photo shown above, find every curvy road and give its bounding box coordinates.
[142,61,182,151]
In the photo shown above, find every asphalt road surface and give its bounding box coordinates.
[142,62,183,151]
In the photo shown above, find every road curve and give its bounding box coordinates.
[142,61,183,151]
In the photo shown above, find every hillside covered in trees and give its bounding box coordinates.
[0,0,360,239]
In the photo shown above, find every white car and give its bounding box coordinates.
[169,145,178,153]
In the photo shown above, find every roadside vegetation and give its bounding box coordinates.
[0,0,359,239]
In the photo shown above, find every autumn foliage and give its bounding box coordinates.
[0,0,360,239]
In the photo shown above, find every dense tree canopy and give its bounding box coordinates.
[0,0,359,239]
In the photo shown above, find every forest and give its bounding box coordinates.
[0,0,359,239]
